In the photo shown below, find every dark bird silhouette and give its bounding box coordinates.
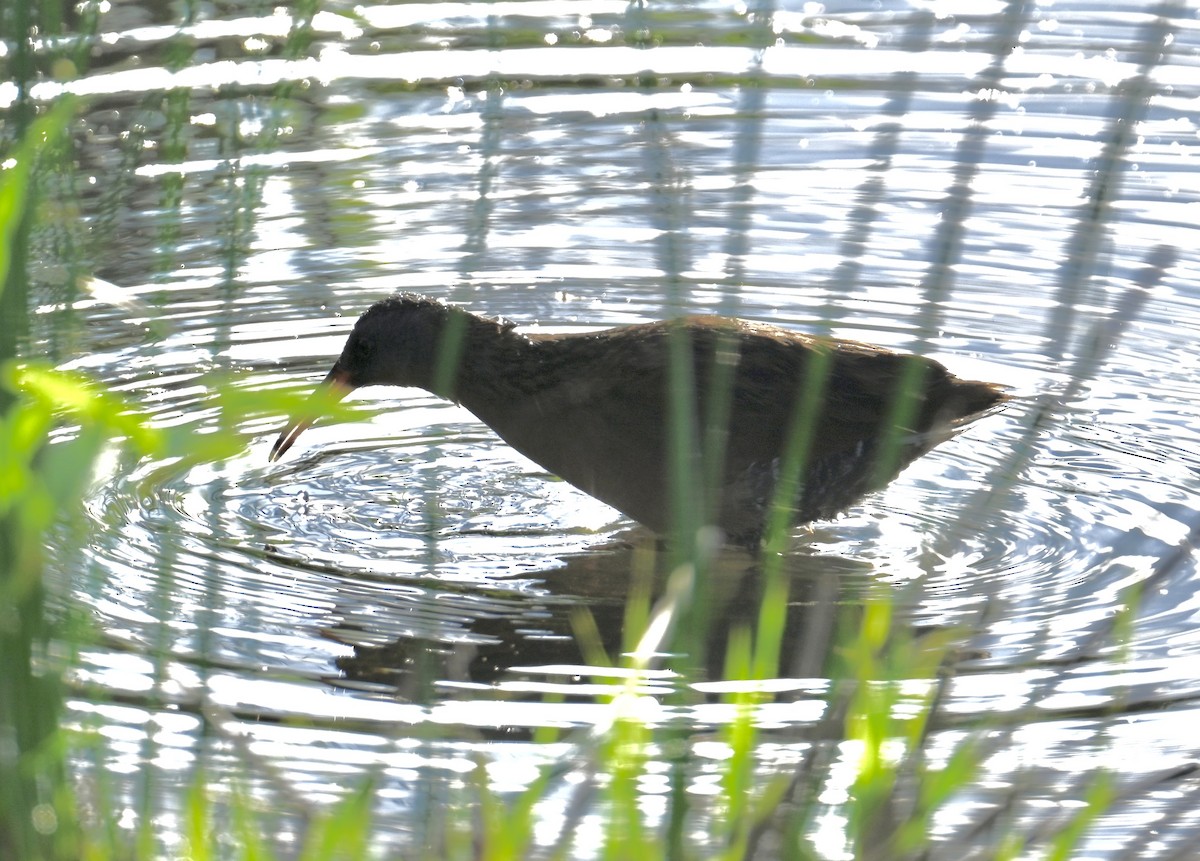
[270,294,1007,547]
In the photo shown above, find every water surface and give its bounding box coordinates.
[21,0,1200,856]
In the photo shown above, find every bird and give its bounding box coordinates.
[270,294,1008,548]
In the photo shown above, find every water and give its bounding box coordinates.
[16,0,1200,856]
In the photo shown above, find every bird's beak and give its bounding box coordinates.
[269,365,355,462]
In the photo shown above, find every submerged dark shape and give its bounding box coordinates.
[270,294,1008,546]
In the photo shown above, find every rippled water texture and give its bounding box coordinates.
[19,0,1200,856]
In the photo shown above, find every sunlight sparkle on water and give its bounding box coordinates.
[40,1,1200,854]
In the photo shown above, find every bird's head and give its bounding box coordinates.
[269,294,459,461]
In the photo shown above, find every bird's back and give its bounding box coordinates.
[459,315,1004,544]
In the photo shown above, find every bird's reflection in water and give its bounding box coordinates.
[326,530,882,711]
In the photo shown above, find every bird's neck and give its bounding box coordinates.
[427,310,529,407]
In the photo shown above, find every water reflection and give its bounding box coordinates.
[328,538,868,706]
